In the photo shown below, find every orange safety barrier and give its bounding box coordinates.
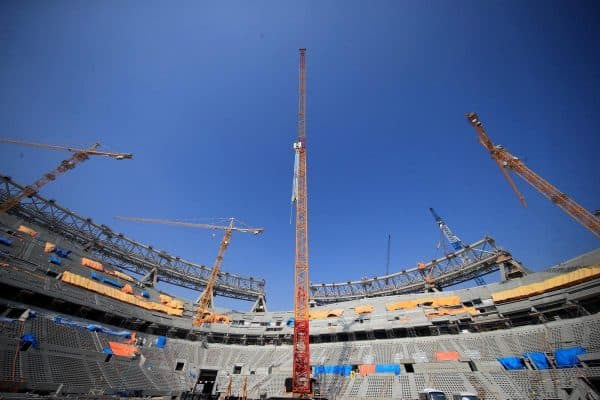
[60,271,183,316]
[425,306,477,318]
[159,294,172,304]
[435,351,460,362]
[169,299,185,310]
[309,311,327,320]
[108,341,138,357]
[213,314,232,323]
[81,257,104,271]
[386,301,412,311]
[310,309,344,320]
[386,296,461,311]
[113,270,135,282]
[327,309,344,317]
[358,364,376,376]
[419,296,461,307]
[121,284,133,294]
[159,294,186,312]
[492,266,600,303]
[44,242,56,253]
[355,305,374,314]
[17,225,37,237]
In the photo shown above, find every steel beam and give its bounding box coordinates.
[0,176,265,301]
[310,236,523,304]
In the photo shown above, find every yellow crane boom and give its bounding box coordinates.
[114,216,263,325]
[1,139,132,213]
[466,113,600,238]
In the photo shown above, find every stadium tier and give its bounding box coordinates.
[1,207,600,398]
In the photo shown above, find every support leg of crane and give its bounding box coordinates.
[140,267,157,287]
[251,294,267,313]
[499,263,507,282]
[504,259,528,280]
[499,260,528,281]
[152,267,158,286]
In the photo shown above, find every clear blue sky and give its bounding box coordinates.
[1,1,598,311]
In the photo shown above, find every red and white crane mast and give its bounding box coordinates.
[291,48,311,395]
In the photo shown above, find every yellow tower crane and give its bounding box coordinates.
[466,113,600,238]
[114,216,263,325]
[0,138,132,213]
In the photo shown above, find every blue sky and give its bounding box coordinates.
[1,1,598,311]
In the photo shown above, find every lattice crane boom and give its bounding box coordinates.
[429,207,465,251]
[114,216,262,234]
[291,48,311,395]
[466,113,600,238]
[114,216,263,325]
[429,207,486,286]
[0,139,132,213]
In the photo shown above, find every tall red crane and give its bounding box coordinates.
[466,113,600,238]
[291,48,311,395]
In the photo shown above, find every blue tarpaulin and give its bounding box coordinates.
[313,365,352,377]
[103,347,113,354]
[20,333,37,349]
[0,236,12,246]
[49,256,62,265]
[498,357,525,370]
[375,364,401,375]
[155,336,167,348]
[54,248,71,258]
[101,277,123,288]
[87,325,131,338]
[53,316,131,338]
[54,316,84,328]
[555,347,586,368]
[524,352,550,370]
[90,272,124,288]
[102,327,131,338]
[86,324,102,332]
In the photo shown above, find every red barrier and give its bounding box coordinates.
[109,341,138,357]
[358,364,376,376]
[435,351,459,361]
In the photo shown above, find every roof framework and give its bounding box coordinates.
[0,176,265,301]
[310,236,524,304]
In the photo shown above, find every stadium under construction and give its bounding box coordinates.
[0,48,599,400]
[1,174,600,399]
